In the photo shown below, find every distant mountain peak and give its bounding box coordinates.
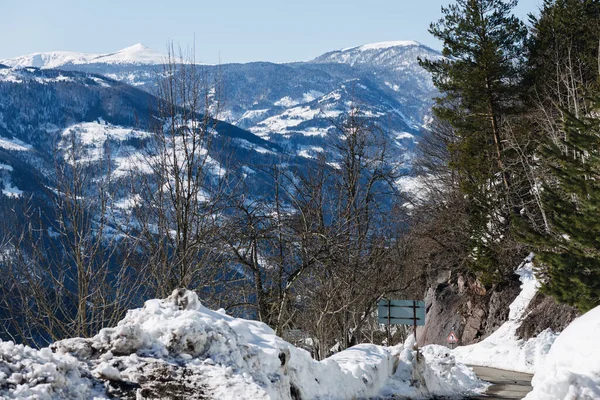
[123,43,149,51]
[341,40,422,52]
[89,43,165,64]
[1,44,166,69]
[311,39,440,68]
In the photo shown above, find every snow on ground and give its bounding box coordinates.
[0,289,484,399]
[0,342,106,399]
[251,105,342,135]
[1,176,23,198]
[380,336,487,399]
[114,194,142,210]
[0,68,79,84]
[395,131,414,141]
[274,96,299,107]
[397,175,427,198]
[453,254,558,374]
[61,122,152,175]
[297,146,324,159]
[524,305,600,400]
[237,108,271,124]
[62,121,150,149]
[232,137,275,155]
[0,136,32,151]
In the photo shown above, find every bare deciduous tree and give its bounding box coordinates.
[131,45,229,300]
[0,133,141,346]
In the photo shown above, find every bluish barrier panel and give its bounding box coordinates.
[377,300,425,326]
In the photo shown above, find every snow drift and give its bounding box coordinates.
[524,305,600,400]
[453,254,558,374]
[0,289,484,399]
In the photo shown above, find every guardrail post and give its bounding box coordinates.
[387,299,391,345]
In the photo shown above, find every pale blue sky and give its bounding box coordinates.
[2,0,542,64]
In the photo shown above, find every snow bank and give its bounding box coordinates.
[0,289,484,399]
[524,305,600,400]
[453,255,558,373]
[0,341,105,399]
[381,336,487,398]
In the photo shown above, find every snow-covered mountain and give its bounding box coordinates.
[1,43,166,69]
[314,40,426,65]
[0,40,442,202]
[0,66,298,218]
[3,41,439,140]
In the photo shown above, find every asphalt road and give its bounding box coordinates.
[469,365,533,399]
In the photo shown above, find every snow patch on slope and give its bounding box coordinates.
[1,177,23,198]
[342,40,422,52]
[88,43,165,65]
[62,121,150,147]
[251,105,341,136]
[0,136,32,151]
[453,254,558,374]
[1,51,94,69]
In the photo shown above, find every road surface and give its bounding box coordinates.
[469,365,533,399]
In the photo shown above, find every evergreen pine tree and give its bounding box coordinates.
[532,103,600,311]
[526,0,600,113]
[419,0,527,279]
[519,0,600,311]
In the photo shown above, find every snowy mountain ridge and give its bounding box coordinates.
[312,40,439,70]
[2,41,432,69]
[1,43,166,69]
[340,40,423,52]
[0,39,443,206]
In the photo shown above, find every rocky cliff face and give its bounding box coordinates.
[419,268,579,347]
[418,273,521,347]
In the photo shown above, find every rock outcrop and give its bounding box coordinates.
[418,273,521,347]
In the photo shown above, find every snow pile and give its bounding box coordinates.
[0,341,105,399]
[453,254,558,373]
[381,336,487,398]
[0,289,484,399]
[524,306,600,400]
